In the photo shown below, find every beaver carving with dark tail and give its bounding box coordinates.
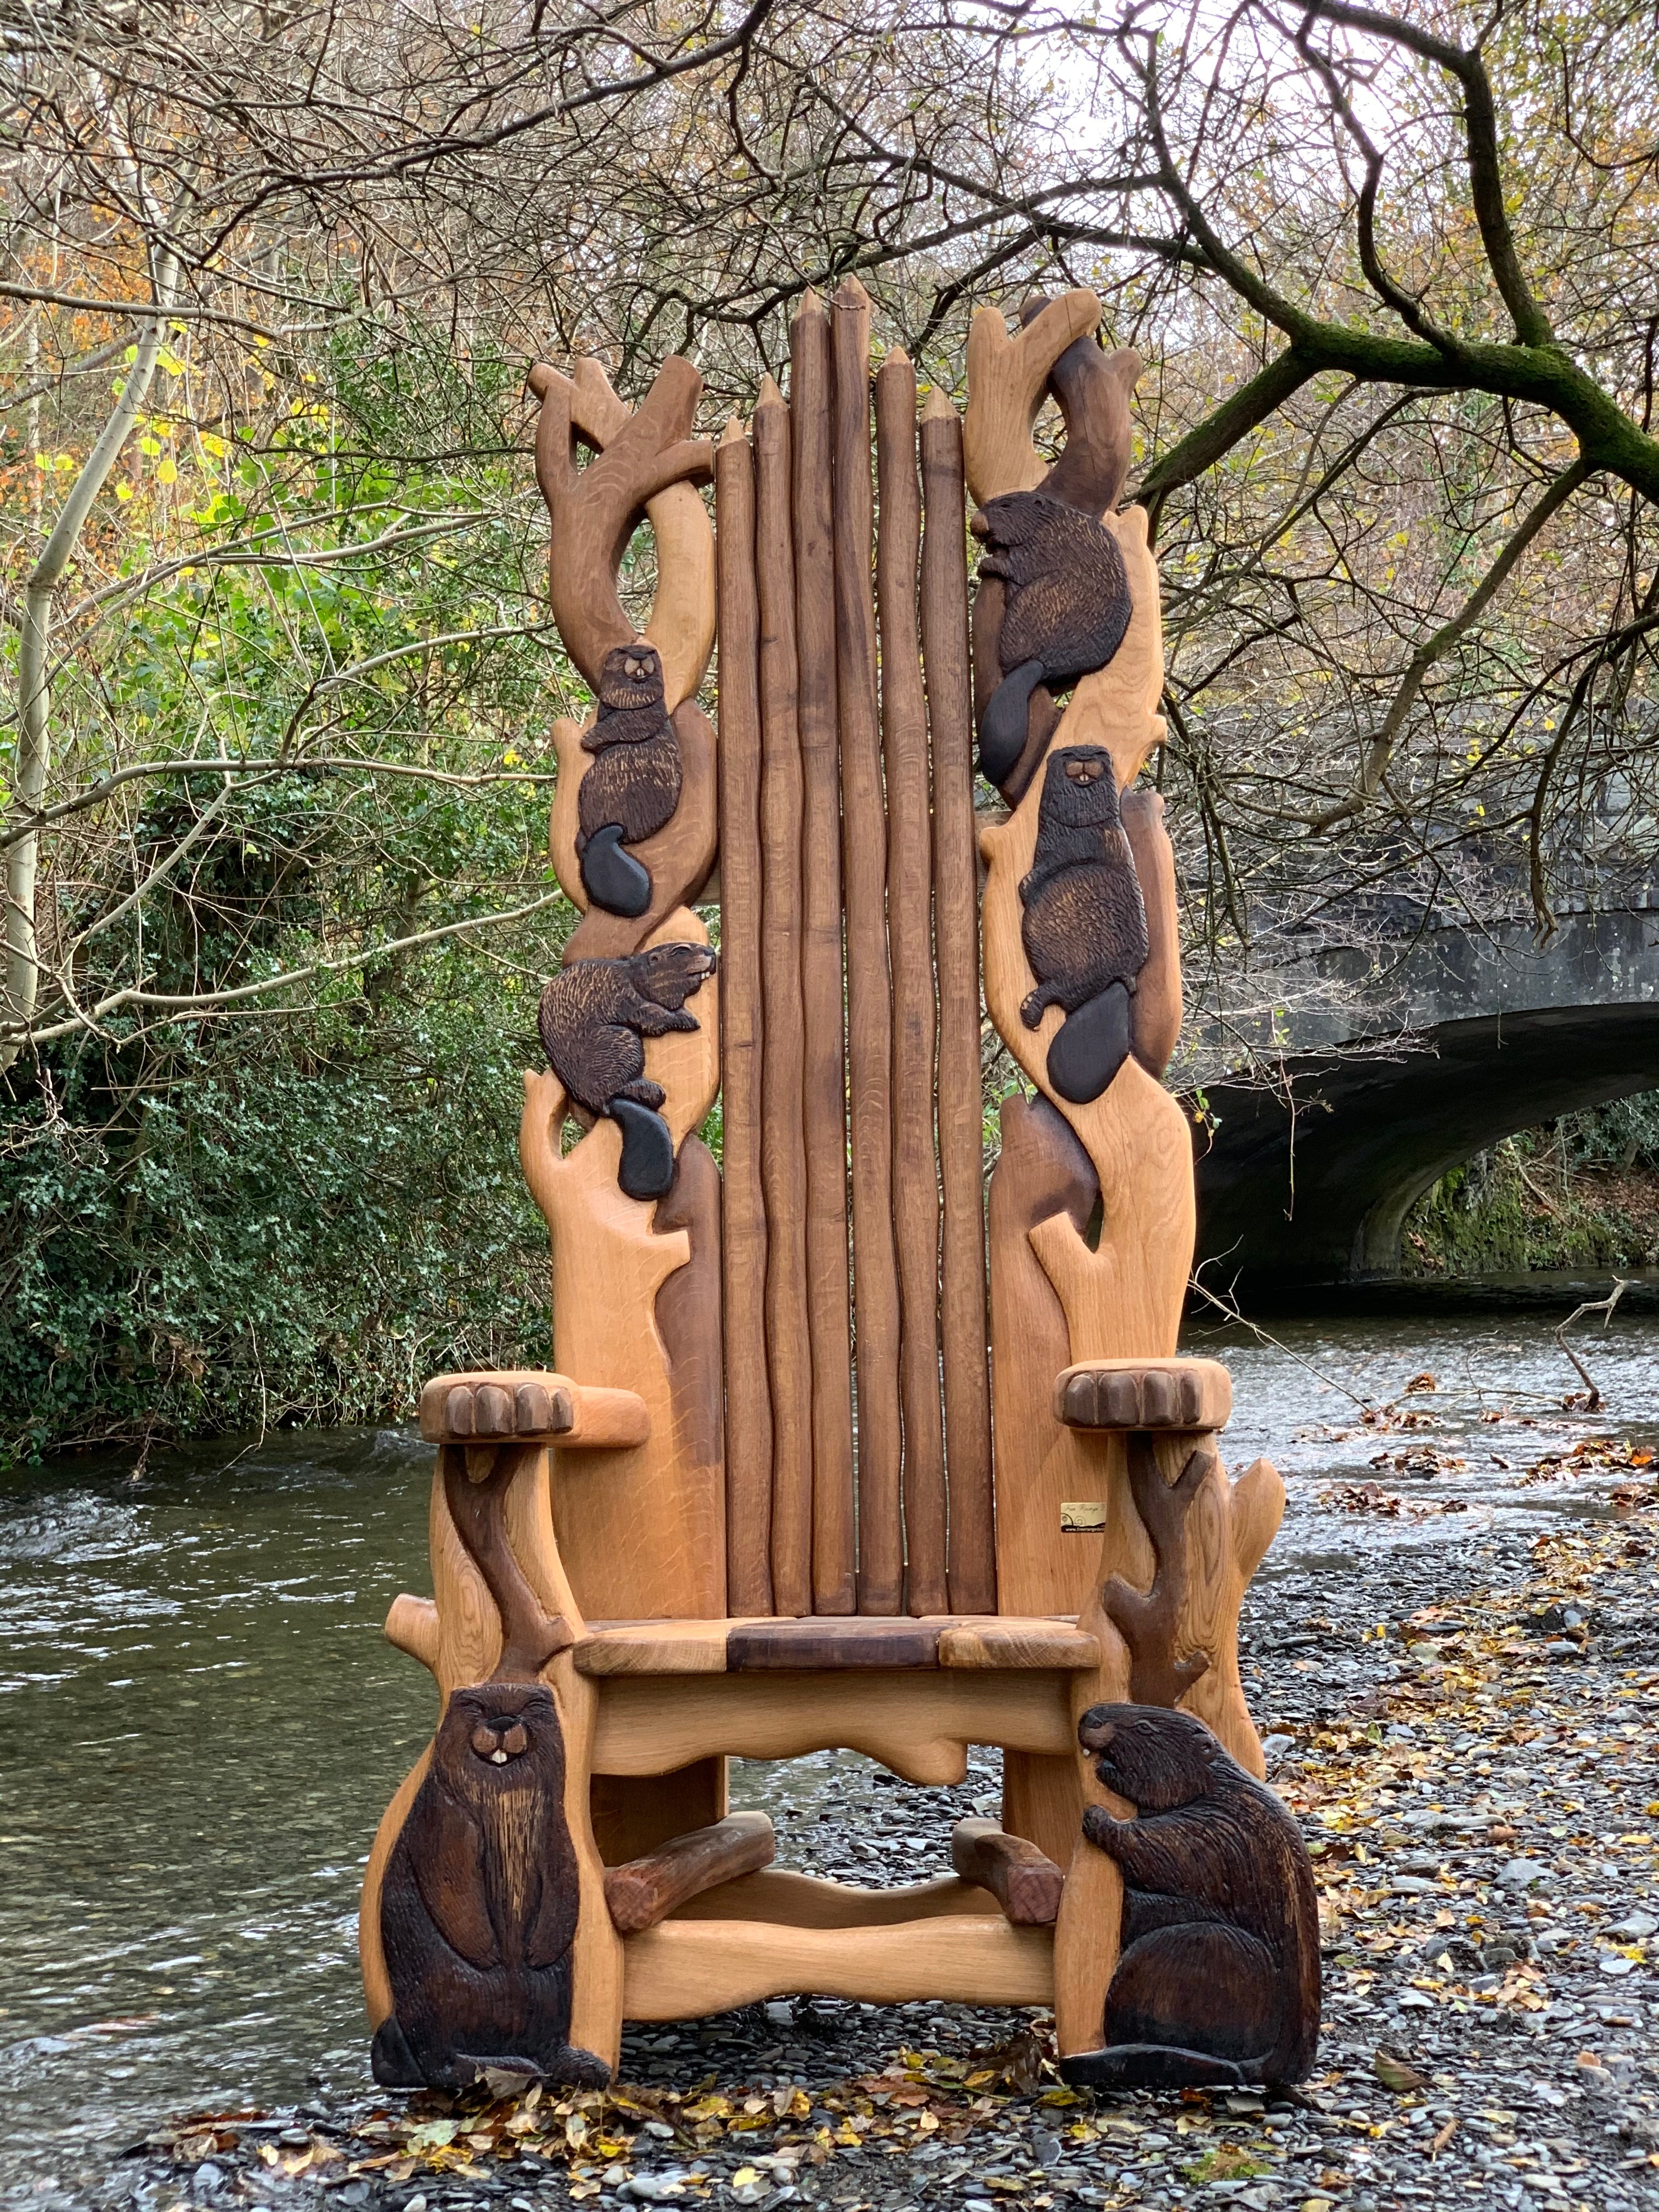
[575,641,682,918]
[537,940,715,1199]
[1019,744,1149,1104]
[1062,1705,1320,2090]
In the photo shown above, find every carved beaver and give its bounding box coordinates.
[1019,745,1149,1103]
[373,1681,609,2093]
[1062,1705,1320,2091]
[972,494,1131,787]
[577,642,682,918]
[537,940,715,1200]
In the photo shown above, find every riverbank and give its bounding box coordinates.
[7,1312,1658,2210]
[116,1493,1659,2212]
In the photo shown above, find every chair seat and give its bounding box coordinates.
[575,1614,1100,1677]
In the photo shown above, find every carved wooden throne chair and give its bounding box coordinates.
[360,285,1319,2098]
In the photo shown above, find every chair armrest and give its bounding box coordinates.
[419,1368,650,1451]
[1054,1356,1231,1434]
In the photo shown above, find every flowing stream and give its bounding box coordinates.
[4,1302,1657,2198]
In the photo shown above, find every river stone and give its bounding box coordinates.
[1500,1858,1550,1889]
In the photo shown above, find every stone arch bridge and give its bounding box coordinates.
[1192,900,1659,1289]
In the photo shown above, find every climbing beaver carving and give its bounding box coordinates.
[972,494,1132,787]
[576,641,682,918]
[1019,744,1149,1103]
[537,940,715,1200]
[1062,1705,1320,2090]
[373,1680,608,2092]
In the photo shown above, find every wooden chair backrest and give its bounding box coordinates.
[526,284,1189,1629]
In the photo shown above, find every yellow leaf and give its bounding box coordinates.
[115,481,134,502]
[156,459,178,485]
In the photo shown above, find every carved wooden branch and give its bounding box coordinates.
[951,1818,1065,1926]
[1101,1435,1214,1708]
[603,1812,776,1934]
[529,356,714,704]
[441,1442,577,1682]
[964,289,1102,508]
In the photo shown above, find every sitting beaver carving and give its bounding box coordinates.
[537,940,715,1200]
[972,493,1131,787]
[1062,1705,1320,2090]
[373,1681,609,2093]
[1019,745,1149,1104]
[576,642,682,918]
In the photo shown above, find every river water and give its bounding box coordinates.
[4,1304,1657,2197]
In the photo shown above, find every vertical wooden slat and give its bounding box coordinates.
[752,380,814,1617]
[874,351,946,1616]
[831,274,903,1615]
[921,383,995,1612]
[791,291,856,1615]
[714,419,774,1615]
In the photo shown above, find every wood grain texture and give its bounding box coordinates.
[726,1616,943,1671]
[937,1618,1100,1670]
[519,929,725,1621]
[875,350,946,1616]
[1065,1705,1320,2087]
[529,355,713,702]
[831,275,903,1615]
[574,644,682,918]
[604,1812,776,1933]
[950,1818,1065,1926]
[989,1093,1127,1620]
[371,1678,603,2091]
[1101,1436,1214,1709]
[962,291,1102,509]
[753,382,814,1617]
[1054,1358,1232,1434]
[653,1136,725,1503]
[714,422,774,1616]
[668,1869,1000,1926]
[552,697,718,963]
[919,386,995,1615]
[418,1372,651,1450]
[622,1914,1053,2019]
[591,1667,1078,1783]
[790,290,856,1616]
[589,1760,727,1866]
[1121,787,1182,1077]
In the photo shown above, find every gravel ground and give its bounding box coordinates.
[111,1481,1659,2212]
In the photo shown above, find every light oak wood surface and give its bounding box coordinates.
[622,1913,1053,2019]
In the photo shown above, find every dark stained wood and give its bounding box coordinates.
[1120,789,1182,1079]
[1036,321,1140,520]
[564,697,718,962]
[875,350,946,1618]
[790,291,857,1615]
[603,1811,776,1934]
[1065,1704,1321,2089]
[530,355,712,695]
[753,382,814,1618]
[1101,1436,1214,1709]
[1018,745,1149,1105]
[575,642,682,916]
[374,1680,608,2091]
[653,1136,727,1510]
[831,274,903,1616]
[973,494,1132,785]
[919,387,995,1615]
[725,1616,944,1672]
[1054,1358,1232,1434]
[537,944,716,1200]
[714,423,774,1615]
[589,1760,726,1865]
[950,1817,1064,1926]
[442,1443,575,1681]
